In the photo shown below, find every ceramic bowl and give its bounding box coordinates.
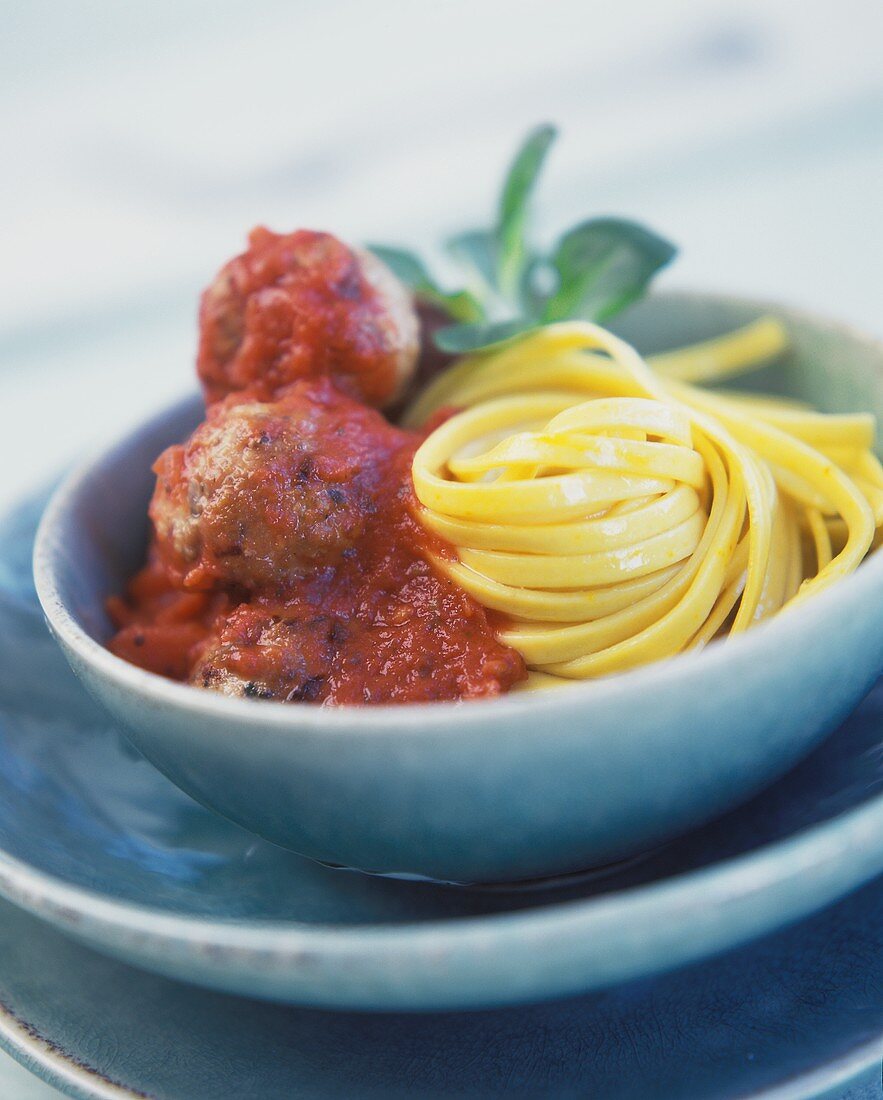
[32,292,883,883]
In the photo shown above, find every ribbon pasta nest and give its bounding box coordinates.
[407,319,883,684]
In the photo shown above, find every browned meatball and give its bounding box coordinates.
[190,608,333,702]
[150,379,404,592]
[386,300,458,419]
[197,227,419,408]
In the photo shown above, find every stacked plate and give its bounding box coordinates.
[1,487,882,1098]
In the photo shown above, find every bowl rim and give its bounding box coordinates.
[31,288,883,733]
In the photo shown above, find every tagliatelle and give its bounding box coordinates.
[407,318,883,685]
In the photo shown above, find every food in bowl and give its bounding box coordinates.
[107,126,883,704]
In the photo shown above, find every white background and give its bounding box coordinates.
[0,0,881,1094]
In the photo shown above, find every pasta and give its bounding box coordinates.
[407,318,883,684]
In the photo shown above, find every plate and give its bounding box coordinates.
[1,884,883,1098]
[4,487,883,1010]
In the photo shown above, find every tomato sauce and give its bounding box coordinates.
[197,228,413,409]
[108,399,526,705]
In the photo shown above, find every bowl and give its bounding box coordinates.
[32,291,883,883]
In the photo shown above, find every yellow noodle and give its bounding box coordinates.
[408,318,881,683]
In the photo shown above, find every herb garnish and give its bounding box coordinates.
[370,124,677,355]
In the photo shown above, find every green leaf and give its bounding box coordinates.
[432,290,485,324]
[367,244,483,323]
[496,124,557,299]
[433,318,537,355]
[367,245,434,290]
[519,256,554,320]
[445,229,497,291]
[544,218,677,323]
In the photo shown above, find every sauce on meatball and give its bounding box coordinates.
[150,379,399,592]
[109,380,526,704]
[108,225,526,705]
[198,228,419,408]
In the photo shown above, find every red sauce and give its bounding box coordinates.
[108,386,526,705]
[197,228,412,408]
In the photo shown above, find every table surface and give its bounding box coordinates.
[1,0,881,1095]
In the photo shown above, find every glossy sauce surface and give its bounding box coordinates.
[109,384,525,704]
[197,227,415,408]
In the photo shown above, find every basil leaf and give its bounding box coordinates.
[368,245,483,323]
[431,290,485,324]
[433,318,537,355]
[445,229,497,291]
[367,245,432,289]
[496,123,557,298]
[519,256,555,320]
[544,218,676,323]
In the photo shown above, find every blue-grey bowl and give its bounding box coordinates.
[32,292,883,884]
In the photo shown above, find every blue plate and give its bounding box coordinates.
[4,486,883,1011]
[1,880,883,1097]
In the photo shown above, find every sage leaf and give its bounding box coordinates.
[544,218,676,323]
[368,245,483,323]
[496,124,557,299]
[445,229,497,291]
[434,318,537,355]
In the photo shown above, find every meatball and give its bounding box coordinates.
[197,227,419,408]
[150,379,403,592]
[190,608,333,703]
[386,300,457,419]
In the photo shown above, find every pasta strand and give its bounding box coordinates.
[409,318,881,683]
